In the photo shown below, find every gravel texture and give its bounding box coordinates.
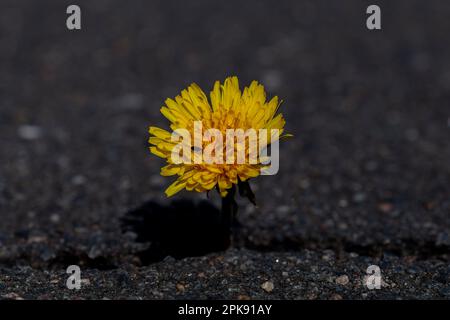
[0,0,449,299]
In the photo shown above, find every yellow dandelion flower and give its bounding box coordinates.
[149,76,290,198]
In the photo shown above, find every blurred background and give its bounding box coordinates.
[0,0,449,299]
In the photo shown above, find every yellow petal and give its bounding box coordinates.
[150,146,168,158]
[149,126,172,140]
[161,164,180,176]
[165,180,187,197]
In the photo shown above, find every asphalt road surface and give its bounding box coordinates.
[0,0,449,299]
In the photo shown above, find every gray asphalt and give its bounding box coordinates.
[0,0,449,299]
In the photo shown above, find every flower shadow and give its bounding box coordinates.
[121,199,231,265]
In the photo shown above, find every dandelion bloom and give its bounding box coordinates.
[149,76,289,197]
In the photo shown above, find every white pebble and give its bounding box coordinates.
[18,125,42,140]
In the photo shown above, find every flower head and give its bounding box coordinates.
[149,76,289,197]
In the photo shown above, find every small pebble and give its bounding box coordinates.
[262,70,282,90]
[261,281,274,293]
[18,125,43,140]
[276,205,290,214]
[81,279,91,286]
[72,175,87,185]
[330,293,343,300]
[50,214,60,223]
[2,292,24,300]
[338,199,348,207]
[353,193,366,203]
[28,236,47,243]
[176,283,186,292]
[378,202,393,213]
[336,275,350,285]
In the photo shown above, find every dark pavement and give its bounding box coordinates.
[0,0,449,299]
